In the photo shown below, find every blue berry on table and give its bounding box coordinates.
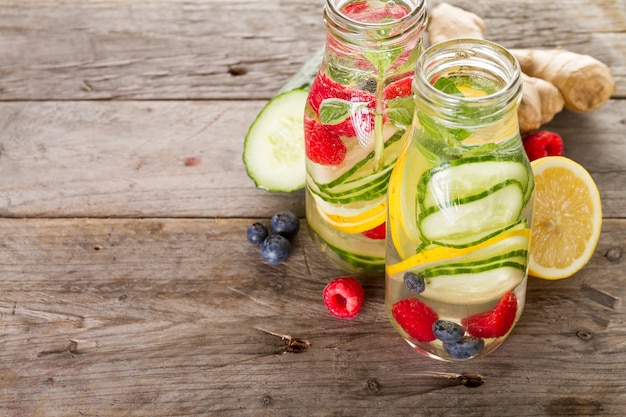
[270,210,300,239]
[443,336,484,360]
[247,222,269,246]
[433,320,465,343]
[261,234,291,264]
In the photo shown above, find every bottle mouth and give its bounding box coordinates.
[325,0,428,43]
[414,38,522,121]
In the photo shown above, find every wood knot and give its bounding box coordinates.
[261,395,273,406]
[576,329,594,341]
[367,378,381,393]
[605,246,622,262]
[228,66,247,76]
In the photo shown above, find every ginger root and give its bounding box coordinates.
[510,48,616,112]
[426,3,485,45]
[426,2,615,132]
[518,74,565,133]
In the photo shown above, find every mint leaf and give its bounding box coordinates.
[386,96,414,127]
[433,77,464,96]
[365,46,403,75]
[319,98,352,125]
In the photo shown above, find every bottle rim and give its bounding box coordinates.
[324,0,428,42]
[414,38,522,120]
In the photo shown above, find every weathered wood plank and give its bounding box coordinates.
[0,99,624,219]
[0,217,624,416]
[0,0,624,100]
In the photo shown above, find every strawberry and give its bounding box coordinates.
[362,222,386,239]
[522,130,564,161]
[463,292,518,338]
[323,276,365,319]
[341,1,368,16]
[383,75,414,100]
[391,298,439,342]
[304,116,347,166]
[342,1,410,22]
[307,72,375,139]
[308,72,374,115]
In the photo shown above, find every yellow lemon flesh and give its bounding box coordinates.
[528,156,602,280]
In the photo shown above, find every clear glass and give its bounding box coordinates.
[305,0,428,274]
[385,39,534,361]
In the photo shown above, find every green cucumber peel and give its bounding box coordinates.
[310,129,404,189]
[417,219,528,251]
[421,260,528,279]
[418,179,524,220]
[417,248,528,278]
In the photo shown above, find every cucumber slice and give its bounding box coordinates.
[418,156,531,212]
[390,232,530,304]
[419,180,525,247]
[308,220,385,271]
[422,266,526,304]
[243,89,309,192]
[308,128,406,189]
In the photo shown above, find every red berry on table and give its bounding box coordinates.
[463,292,518,338]
[391,298,439,342]
[362,222,386,239]
[323,277,365,319]
[522,130,564,161]
[304,116,347,166]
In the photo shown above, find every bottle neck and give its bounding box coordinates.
[413,39,522,129]
[323,0,427,76]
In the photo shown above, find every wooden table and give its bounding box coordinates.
[1,0,624,415]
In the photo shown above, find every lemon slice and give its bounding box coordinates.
[316,200,386,234]
[388,143,423,259]
[529,156,602,280]
[387,227,530,276]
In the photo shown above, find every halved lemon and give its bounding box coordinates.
[528,156,602,280]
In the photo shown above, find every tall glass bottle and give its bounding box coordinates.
[304,0,428,273]
[385,39,534,361]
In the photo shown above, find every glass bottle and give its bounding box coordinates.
[304,0,428,274]
[385,39,534,361]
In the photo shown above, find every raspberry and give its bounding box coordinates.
[304,116,347,166]
[391,298,439,342]
[522,130,564,161]
[323,277,365,319]
[362,222,386,239]
[463,292,518,338]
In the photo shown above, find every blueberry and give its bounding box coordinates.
[247,222,269,246]
[433,320,465,343]
[443,336,485,360]
[403,272,425,294]
[261,234,291,264]
[270,210,300,239]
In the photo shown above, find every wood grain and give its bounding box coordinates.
[0,100,623,219]
[0,218,625,416]
[1,0,625,415]
[0,0,623,100]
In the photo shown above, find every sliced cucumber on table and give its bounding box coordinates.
[243,47,324,193]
